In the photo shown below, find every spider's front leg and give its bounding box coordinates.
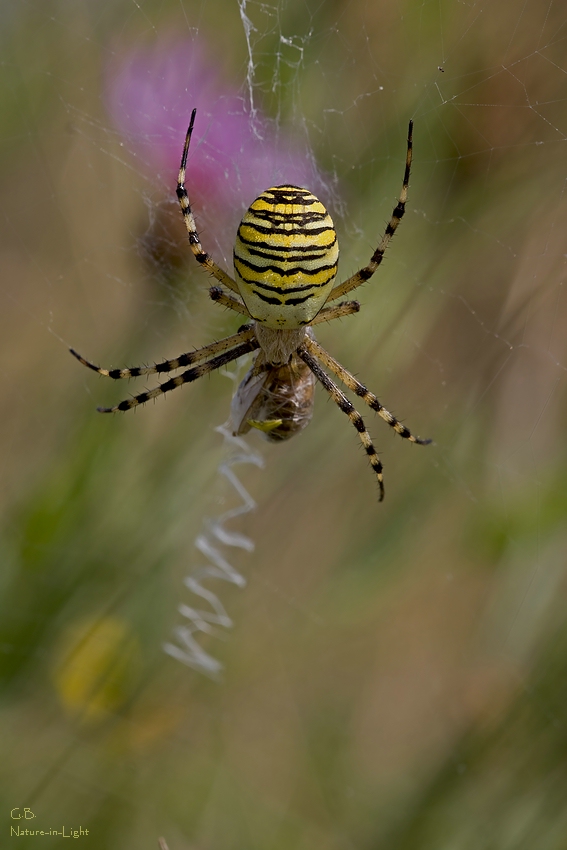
[97,337,260,413]
[70,326,255,380]
[298,346,385,500]
[304,337,431,445]
[71,325,259,413]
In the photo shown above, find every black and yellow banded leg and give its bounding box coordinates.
[310,300,360,326]
[177,109,240,295]
[97,338,260,413]
[304,337,431,445]
[298,346,385,501]
[328,120,413,302]
[70,326,255,380]
[209,286,251,318]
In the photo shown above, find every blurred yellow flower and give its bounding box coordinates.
[52,616,140,725]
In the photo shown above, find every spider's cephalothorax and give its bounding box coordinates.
[71,109,431,501]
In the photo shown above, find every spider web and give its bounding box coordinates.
[2,0,567,847]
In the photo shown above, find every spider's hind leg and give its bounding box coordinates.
[328,120,413,302]
[209,286,251,318]
[310,300,360,326]
[177,109,241,295]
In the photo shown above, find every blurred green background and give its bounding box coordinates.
[2,0,567,848]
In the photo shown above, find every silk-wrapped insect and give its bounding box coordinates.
[229,351,316,442]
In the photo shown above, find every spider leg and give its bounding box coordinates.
[310,300,360,326]
[298,346,385,501]
[97,337,259,413]
[328,120,413,302]
[177,109,240,295]
[70,326,255,380]
[304,337,431,445]
[209,286,250,318]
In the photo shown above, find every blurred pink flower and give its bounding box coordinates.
[104,36,332,236]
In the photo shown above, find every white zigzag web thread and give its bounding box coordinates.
[163,423,263,678]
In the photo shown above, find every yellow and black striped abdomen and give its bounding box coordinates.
[234,185,339,329]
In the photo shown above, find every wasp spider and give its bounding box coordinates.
[71,109,431,500]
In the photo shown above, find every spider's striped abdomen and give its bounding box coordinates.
[234,185,339,329]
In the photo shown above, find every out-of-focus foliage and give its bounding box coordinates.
[1,0,567,848]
